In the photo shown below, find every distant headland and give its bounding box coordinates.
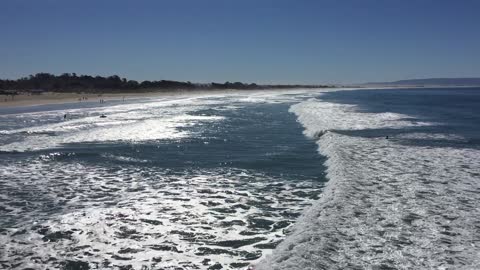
[0,73,333,94]
[363,78,480,87]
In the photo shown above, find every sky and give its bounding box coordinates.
[1,0,479,84]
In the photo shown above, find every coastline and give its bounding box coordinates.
[0,88,338,109]
[3,85,471,109]
[0,91,198,109]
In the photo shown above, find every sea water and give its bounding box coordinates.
[0,90,327,269]
[1,88,479,270]
[257,88,480,270]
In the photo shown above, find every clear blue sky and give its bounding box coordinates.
[1,0,479,84]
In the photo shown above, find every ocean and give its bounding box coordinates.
[0,88,479,269]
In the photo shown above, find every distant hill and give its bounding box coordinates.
[365,78,480,87]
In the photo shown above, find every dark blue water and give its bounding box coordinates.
[320,87,480,148]
[1,102,325,177]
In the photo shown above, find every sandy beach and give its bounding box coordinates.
[0,88,334,109]
[0,91,206,108]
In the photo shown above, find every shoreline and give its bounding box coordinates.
[0,91,197,109]
[2,85,469,109]
[0,88,338,109]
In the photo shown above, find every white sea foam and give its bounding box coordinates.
[0,162,322,269]
[256,97,480,269]
[289,98,432,137]
[0,89,334,152]
[0,89,336,269]
[0,96,227,152]
[7,88,471,269]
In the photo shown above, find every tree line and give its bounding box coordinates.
[0,73,331,93]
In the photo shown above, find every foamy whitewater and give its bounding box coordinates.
[0,90,326,269]
[1,88,479,270]
[256,91,480,269]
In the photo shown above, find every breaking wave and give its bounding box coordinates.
[256,97,480,269]
[0,98,226,152]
